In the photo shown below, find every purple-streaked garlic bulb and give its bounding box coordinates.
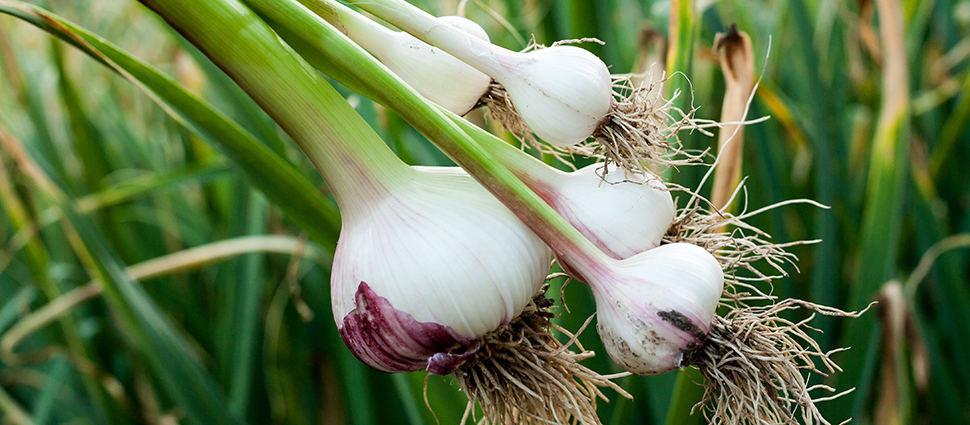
[331,167,552,374]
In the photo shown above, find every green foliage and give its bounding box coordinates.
[0,0,968,424]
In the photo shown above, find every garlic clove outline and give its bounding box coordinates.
[332,167,553,373]
[589,243,723,375]
[340,281,480,373]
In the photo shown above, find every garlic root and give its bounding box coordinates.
[453,285,631,425]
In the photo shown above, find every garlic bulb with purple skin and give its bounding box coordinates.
[332,166,552,374]
[588,243,723,374]
[333,3,491,115]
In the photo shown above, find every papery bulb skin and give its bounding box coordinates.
[590,243,723,375]
[332,167,553,374]
[537,164,674,260]
[370,16,491,115]
[496,46,613,147]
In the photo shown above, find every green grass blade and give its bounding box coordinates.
[0,287,36,334]
[910,167,970,400]
[929,73,970,177]
[0,384,34,425]
[227,194,269,416]
[50,39,112,192]
[335,344,376,425]
[391,373,424,425]
[59,203,245,425]
[662,369,704,425]
[664,0,701,189]
[788,0,842,349]
[0,130,114,423]
[835,0,913,418]
[0,1,340,251]
[29,356,70,425]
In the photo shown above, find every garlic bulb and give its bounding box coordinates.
[336,4,491,115]
[350,0,614,146]
[333,166,552,373]
[588,243,723,374]
[526,163,674,260]
[490,45,612,146]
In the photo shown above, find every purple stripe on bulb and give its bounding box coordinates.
[340,282,479,374]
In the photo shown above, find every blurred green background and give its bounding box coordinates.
[0,0,968,424]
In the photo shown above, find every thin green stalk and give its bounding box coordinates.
[227,194,268,416]
[51,39,112,192]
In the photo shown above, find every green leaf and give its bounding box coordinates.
[663,369,704,425]
[30,356,71,425]
[0,1,340,251]
[60,203,245,425]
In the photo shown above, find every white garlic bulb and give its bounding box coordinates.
[333,166,553,373]
[491,45,613,147]
[589,243,723,374]
[350,0,614,146]
[534,164,674,259]
[337,5,491,115]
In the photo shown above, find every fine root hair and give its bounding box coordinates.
[664,182,867,424]
[581,74,704,178]
[663,182,827,296]
[687,299,872,425]
[453,285,631,425]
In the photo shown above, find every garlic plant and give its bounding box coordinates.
[136,0,558,377]
[332,1,490,115]
[271,0,723,376]
[144,1,658,423]
[158,0,864,423]
[290,3,865,423]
